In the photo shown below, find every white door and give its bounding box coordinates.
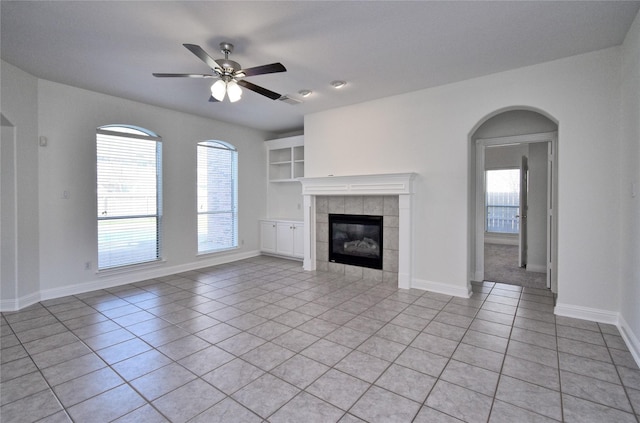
[519,156,528,268]
[276,222,294,256]
[292,223,305,258]
[260,221,277,254]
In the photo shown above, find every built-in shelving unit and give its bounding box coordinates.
[266,135,304,182]
[263,135,304,262]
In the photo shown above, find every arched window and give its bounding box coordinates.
[96,125,162,270]
[197,140,238,253]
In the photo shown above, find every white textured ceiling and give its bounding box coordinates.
[2,1,639,134]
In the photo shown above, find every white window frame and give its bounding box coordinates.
[96,125,162,270]
[197,140,238,254]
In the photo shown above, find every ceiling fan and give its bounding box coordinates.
[153,42,286,103]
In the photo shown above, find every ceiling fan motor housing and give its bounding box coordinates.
[217,42,242,74]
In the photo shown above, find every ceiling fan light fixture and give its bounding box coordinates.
[227,80,243,103]
[211,79,227,101]
[330,80,347,89]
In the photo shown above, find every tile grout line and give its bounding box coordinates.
[555,299,565,423]
[3,313,73,423]
[263,280,417,421]
[601,323,640,422]
[3,258,639,423]
[485,282,518,423]
[409,283,498,422]
[43,298,176,423]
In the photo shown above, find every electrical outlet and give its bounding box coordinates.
[84,261,91,270]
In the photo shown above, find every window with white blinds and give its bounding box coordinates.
[97,125,162,270]
[197,140,238,254]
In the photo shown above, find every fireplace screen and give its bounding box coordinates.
[329,214,383,269]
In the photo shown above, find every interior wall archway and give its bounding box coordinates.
[468,107,559,293]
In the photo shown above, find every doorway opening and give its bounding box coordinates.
[469,109,558,293]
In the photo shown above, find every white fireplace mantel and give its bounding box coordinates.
[299,173,416,289]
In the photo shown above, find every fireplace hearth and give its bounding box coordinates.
[329,214,383,270]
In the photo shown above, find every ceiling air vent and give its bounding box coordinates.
[279,95,303,105]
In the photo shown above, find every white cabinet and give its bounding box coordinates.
[260,221,277,254]
[260,219,304,259]
[276,222,295,256]
[266,136,304,182]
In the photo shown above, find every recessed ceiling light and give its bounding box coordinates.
[298,89,312,97]
[330,80,347,89]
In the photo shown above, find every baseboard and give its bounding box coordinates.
[1,250,262,312]
[540,303,639,368]
[0,291,41,312]
[618,314,640,368]
[260,252,303,263]
[412,278,472,298]
[484,234,518,245]
[554,302,619,325]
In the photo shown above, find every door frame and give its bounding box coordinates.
[519,155,528,268]
[474,131,558,291]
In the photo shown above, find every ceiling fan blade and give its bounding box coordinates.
[183,43,224,70]
[239,63,287,77]
[237,79,282,100]
[153,73,214,78]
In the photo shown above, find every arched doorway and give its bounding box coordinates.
[468,108,559,293]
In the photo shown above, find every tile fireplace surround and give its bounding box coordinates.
[299,173,416,290]
[316,195,398,282]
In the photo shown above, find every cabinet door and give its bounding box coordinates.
[292,223,305,258]
[260,221,277,254]
[276,222,294,256]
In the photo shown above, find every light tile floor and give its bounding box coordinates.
[1,256,639,422]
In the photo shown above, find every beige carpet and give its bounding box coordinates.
[484,243,547,289]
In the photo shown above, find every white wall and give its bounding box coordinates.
[619,11,640,359]
[1,62,270,309]
[305,46,623,320]
[266,181,303,220]
[484,144,528,170]
[0,61,40,307]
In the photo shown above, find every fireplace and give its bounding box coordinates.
[300,173,416,289]
[329,214,383,270]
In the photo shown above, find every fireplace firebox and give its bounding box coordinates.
[329,214,383,270]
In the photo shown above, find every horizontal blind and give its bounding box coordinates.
[97,128,162,269]
[197,141,237,253]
